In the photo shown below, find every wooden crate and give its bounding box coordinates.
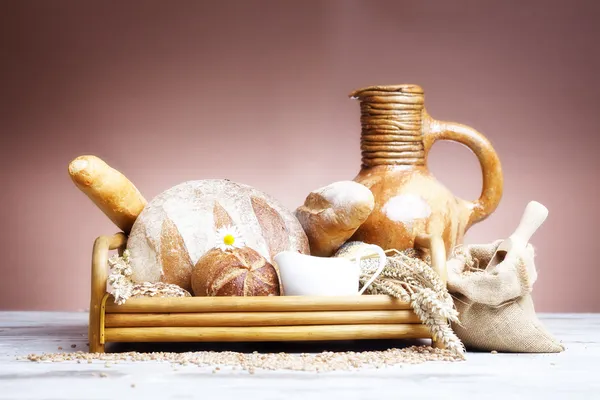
[89,233,446,353]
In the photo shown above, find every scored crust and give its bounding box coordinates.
[160,216,193,292]
[213,201,234,229]
[191,247,280,296]
[251,196,290,262]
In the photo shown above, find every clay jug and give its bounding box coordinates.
[349,84,503,257]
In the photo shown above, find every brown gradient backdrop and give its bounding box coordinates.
[1,0,599,311]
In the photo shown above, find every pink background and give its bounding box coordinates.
[2,0,599,312]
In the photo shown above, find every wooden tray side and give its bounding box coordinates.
[104,295,413,313]
[104,324,432,343]
[89,233,127,353]
[89,233,442,352]
[105,310,421,327]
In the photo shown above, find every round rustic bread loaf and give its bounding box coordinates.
[192,247,280,296]
[126,179,309,292]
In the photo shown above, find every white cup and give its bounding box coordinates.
[274,245,387,296]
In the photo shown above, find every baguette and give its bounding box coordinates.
[68,155,146,233]
[295,181,374,257]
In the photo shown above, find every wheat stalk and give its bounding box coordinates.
[107,250,134,305]
[358,249,465,358]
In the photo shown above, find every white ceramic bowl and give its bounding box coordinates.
[274,244,387,296]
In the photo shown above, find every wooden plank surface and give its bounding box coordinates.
[0,312,598,400]
[104,324,432,342]
[105,310,421,327]
[104,295,412,313]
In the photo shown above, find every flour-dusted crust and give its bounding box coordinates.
[295,181,375,257]
[127,179,309,289]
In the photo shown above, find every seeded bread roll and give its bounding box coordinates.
[68,155,147,234]
[295,181,375,257]
[192,247,280,296]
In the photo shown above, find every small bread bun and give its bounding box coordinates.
[295,181,375,257]
[192,247,281,297]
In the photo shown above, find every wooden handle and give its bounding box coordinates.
[424,116,504,227]
[356,245,388,295]
[89,233,127,352]
[414,233,447,284]
[508,201,548,246]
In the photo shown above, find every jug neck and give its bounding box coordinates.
[351,84,425,168]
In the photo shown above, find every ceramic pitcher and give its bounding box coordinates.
[349,84,503,256]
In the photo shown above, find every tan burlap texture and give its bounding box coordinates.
[447,240,564,353]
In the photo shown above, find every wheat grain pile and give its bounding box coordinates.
[21,346,462,373]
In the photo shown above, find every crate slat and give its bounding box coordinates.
[104,310,421,327]
[104,295,411,313]
[104,324,432,342]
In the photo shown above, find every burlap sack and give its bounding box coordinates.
[447,240,564,353]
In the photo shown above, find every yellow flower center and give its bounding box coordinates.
[223,234,235,246]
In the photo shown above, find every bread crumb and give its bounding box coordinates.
[491,350,498,354]
[131,383,136,388]
[57,346,63,350]
[99,373,108,378]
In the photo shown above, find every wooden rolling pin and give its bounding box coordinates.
[68,155,147,233]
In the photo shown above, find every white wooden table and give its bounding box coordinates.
[0,312,597,399]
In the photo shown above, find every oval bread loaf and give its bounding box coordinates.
[126,179,310,292]
[295,181,375,257]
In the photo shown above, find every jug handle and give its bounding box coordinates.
[423,114,504,227]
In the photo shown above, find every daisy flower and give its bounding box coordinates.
[215,225,246,252]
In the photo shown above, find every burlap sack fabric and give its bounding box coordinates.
[447,240,564,353]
